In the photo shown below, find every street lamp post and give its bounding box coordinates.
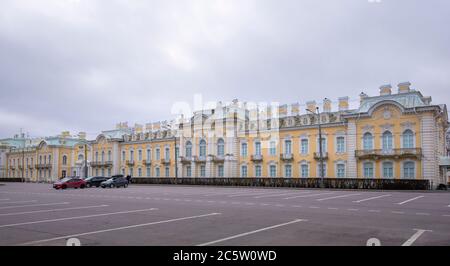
[307,106,324,188]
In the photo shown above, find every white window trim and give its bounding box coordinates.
[335,135,346,154]
[334,160,347,178]
[401,160,416,179]
[381,160,395,179]
[316,162,328,177]
[362,160,375,178]
[299,137,309,155]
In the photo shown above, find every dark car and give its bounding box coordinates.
[100,176,128,188]
[84,176,108,188]
[53,177,86,190]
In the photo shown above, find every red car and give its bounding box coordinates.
[53,177,86,190]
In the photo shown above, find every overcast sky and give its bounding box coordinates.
[0,0,449,139]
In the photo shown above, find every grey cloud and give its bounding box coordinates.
[0,0,449,138]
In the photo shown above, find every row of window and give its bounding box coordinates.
[240,137,345,157]
[121,147,176,162]
[363,161,415,178]
[8,169,50,178]
[120,167,171,178]
[363,130,414,150]
[9,155,52,166]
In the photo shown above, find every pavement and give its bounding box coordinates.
[0,182,449,246]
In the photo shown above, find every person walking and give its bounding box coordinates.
[126,175,131,184]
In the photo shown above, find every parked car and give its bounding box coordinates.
[84,176,108,188]
[100,176,128,188]
[53,177,86,190]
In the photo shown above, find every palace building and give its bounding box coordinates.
[1,82,449,188]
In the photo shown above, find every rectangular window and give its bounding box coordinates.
[147,149,151,161]
[336,137,345,153]
[218,165,224,177]
[270,141,276,156]
[107,168,111,177]
[241,166,247,177]
[165,167,169,177]
[138,150,142,161]
[122,151,126,161]
[383,162,393,178]
[156,149,160,160]
[241,143,248,157]
[130,150,134,162]
[364,163,374,178]
[301,164,309,178]
[255,142,261,156]
[317,138,327,152]
[186,166,191,177]
[337,164,345,178]
[138,168,142,177]
[155,168,160,177]
[200,165,206,177]
[165,148,170,161]
[284,140,291,155]
[317,164,327,177]
[270,165,276,177]
[255,165,262,177]
[403,162,415,178]
[285,165,292,177]
[129,168,133,177]
[146,167,151,177]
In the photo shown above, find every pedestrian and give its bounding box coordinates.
[126,175,131,184]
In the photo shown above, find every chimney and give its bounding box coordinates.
[306,101,317,112]
[398,82,411,93]
[291,103,300,115]
[78,132,86,140]
[379,84,392,96]
[338,96,349,111]
[278,104,287,117]
[323,98,332,113]
[359,92,368,104]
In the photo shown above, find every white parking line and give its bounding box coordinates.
[402,229,432,246]
[397,196,424,205]
[353,194,391,203]
[197,219,307,246]
[0,202,69,210]
[284,192,335,200]
[0,200,37,205]
[20,212,221,246]
[253,192,310,199]
[0,208,158,228]
[317,194,361,201]
[228,191,275,198]
[0,205,109,216]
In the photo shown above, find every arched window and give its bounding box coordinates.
[185,141,192,158]
[217,138,225,156]
[403,130,414,148]
[363,133,373,150]
[382,131,393,151]
[199,139,206,157]
[403,161,415,178]
[62,155,67,165]
[78,154,83,161]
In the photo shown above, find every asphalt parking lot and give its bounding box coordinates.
[0,182,449,246]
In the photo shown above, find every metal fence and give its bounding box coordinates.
[130,177,430,190]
